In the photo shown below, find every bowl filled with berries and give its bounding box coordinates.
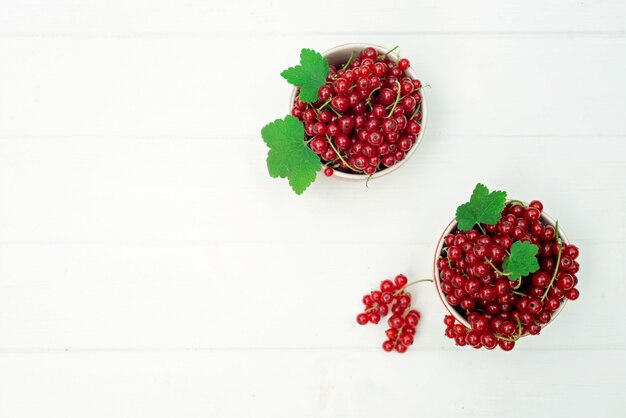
[289,43,426,180]
[433,183,581,351]
[261,44,426,194]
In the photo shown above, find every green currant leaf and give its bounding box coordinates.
[280,48,329,103]
[455,183,507,231]
[261,115,321,195]
[502,241,540,280]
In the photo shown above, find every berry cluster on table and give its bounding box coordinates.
[357,274,430,353]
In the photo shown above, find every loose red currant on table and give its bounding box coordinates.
[293,47,423,176]
[356,274,431,353]
[437,199,580,351]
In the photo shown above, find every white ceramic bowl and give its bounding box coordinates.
[433,206,569,334]
[289,43,427,181]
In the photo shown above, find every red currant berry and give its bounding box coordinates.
[395,343,408,353]
[545,297,561,311]
[406,120,421,135]
[394,274,408,287]
[524,207,540,222]
[565,288,580,300]
[331,95,350,112]
[389,315,404,329]
[542,225,556,241]
[381,292,393,304]
[368,312,381,324]
[465,331,481,347]
[565,245,579,260]
[406,315,419,328]
[400,334,414,346]
[528,323,542,335]
[529,200,543,213]
[310,137,328,154]
[481,333,498,350]
[379,88,395,105]
[556,273,575,290]
[381,154,395,167]
[498,339,515,351]
[371,291,382,303]
[380,280,394,292]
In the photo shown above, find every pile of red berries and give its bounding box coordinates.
[437,200,580,350]
[356,274,427,353]
[291,47,423,176]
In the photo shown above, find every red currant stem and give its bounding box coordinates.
[341,51,354,71]
[318,97,333,110]
[516,317,522,336]
[409,103,421,120]
[512,279,523,290]
[365,87,380,109]
[394,326,404,345]
[511,290,527,297]
[385,94,407,110]
[365,174,373,188]
[380,45,399,59]
[541,220,562,302]
[485,258,511,277]
[386,81,402,117]
[507,199,527,207]
[365,304,378,313]
[393,279,433,295]
[324,134,360,173]
[495,334,518,342]
[476,223,486,234]
[328,105,342,117]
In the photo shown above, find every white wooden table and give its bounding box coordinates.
[0,1,625,416]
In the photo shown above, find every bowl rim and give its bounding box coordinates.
[432,203,570,335]
[288,43,427,181]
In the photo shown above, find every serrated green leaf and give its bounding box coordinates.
[280,48,329,103]
[261,115,321,195]
[455,183,507,231]
[502,241,540,280]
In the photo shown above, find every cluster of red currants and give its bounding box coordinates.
[437,200,580,350]
[291,47,423,176]
[356,274,423,353]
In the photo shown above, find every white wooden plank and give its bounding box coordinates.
[0,350,623,417]
[0,239,619,349]
[0,36,625,137]
[1,0,625,34]
[0,136,622,244]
